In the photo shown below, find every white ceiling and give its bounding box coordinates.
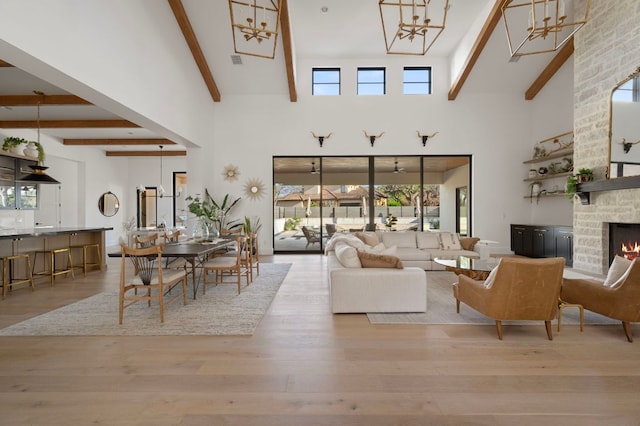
[0,0,563,154]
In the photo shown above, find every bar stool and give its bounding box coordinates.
[69,233,102,276]
[32,247,75,285]
[1,254,35,299]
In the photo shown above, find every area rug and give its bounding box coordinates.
[367,271,618,326]
[0,263,291,336]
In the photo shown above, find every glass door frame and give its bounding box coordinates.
[273,155,472,253]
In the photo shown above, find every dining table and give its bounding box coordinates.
[162,237,236,299]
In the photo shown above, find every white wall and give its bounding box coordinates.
[206,55,573,253]
[0,1,575,255]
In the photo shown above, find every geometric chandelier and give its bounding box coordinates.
[379,0,449,56]
[502,0,591,58]
[228,0,281,59]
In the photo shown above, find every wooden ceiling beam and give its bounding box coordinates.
[106,150,187,157]
[168,0,221,102]
[0,94,91,106]
[0,60,13,67]
[0,120,139,128]
[64,138,176,146]
[525,38,574,100]
[448,0,504,101]
[280,0,297,102]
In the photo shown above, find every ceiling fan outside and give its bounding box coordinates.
[393,160,406,174]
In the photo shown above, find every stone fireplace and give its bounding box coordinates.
[572,0,640,274]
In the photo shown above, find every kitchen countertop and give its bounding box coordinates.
[0,227,113,240]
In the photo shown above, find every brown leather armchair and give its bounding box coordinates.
[453,257,565,340]
[561,258,640,342]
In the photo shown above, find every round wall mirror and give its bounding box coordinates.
[98,191,120,217]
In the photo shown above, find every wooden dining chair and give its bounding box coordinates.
[134,233,159,248]
[202,235,250,295]
[249,232,259,278]
[119,244,188,324]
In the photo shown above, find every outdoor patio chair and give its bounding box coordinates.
[301,226,321,248]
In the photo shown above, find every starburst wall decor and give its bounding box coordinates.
[222,164,239,182]
[244,178,264,200]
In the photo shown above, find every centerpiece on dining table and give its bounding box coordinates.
[186,189,242,242]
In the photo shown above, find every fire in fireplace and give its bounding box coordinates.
[609,223,640,264]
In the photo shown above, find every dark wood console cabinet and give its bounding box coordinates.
[510,224,573,266]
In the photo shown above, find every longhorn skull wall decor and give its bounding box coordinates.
[363,130,385,147]
[311,131,332,147]
[620,138,640,153]
[417,131,439,146]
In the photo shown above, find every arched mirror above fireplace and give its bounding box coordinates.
[609,67,640,179]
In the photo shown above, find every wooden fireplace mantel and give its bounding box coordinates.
[576,175,640,205]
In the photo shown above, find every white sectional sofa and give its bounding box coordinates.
[327,251,427,313]
[326,231,479,314]
[375,230,480,270]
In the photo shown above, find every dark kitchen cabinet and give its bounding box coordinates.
[511,224,573,266]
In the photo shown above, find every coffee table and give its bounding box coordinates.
[434,256,500,280]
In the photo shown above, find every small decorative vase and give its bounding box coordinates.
[531,183,541,196]
[208,222,220,240]
[10,145,24,156]
[192,217,210,243]
[23,142,39,159]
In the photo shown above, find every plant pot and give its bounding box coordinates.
[9,145,24,155]
[23,142,39,159]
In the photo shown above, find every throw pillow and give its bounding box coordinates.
[354,231,380,247]
[356,250,404,269]
[416,232,441,249]
[460,237,480,251]
[439,232,462,250]
[483,259,502,288]
[604,256,634,288]
[334,242,362,268]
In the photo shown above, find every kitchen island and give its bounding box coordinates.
[0,227,113,273]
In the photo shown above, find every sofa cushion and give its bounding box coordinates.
[354,231,380,247]
[362,243,398,256]
[416,232,441,249]
[439,232,462,250]
[395,247,430,261]
[380,231,417,248]
[356,250,404,269]
[604,256,633,288]
[334,242,361,268]
[460,237,480,251]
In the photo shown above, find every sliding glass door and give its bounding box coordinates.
[273,155,470,253]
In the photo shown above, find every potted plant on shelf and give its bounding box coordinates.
[576,167,594,183]
[2,136,29,156]
[23,141,45,162]
[565,175,578,201]
[2,137,46,162]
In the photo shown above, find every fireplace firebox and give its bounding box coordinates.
[609,223,640,264]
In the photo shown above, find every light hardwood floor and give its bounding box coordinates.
[0,254,639,425]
